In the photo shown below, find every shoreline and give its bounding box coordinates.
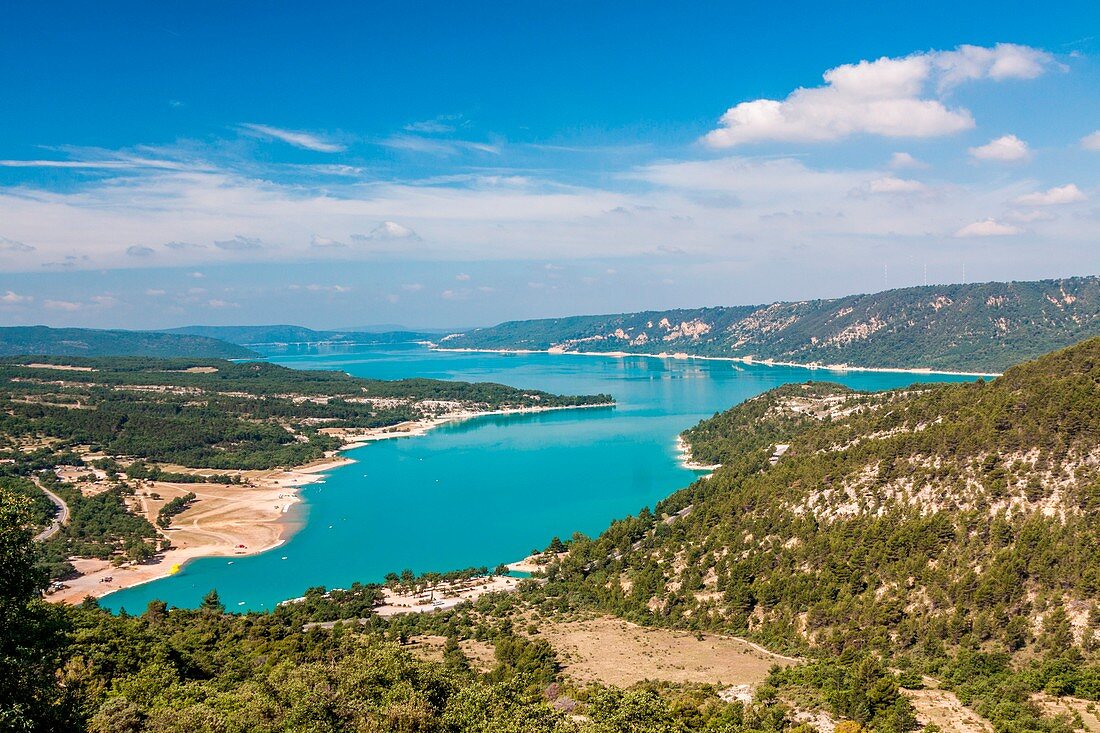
[431,346,1001,378]
[60,401,613,606]
[675,435,721,473]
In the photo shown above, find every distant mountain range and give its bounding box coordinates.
[0,325,431,360]
[441,276,1100,373]
[0,326,256,359]
[163,324,431,346]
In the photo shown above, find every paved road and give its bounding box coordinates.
[33,487,70,542]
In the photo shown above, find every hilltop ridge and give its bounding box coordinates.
[442,276,1100,373]
[0,326,256,359]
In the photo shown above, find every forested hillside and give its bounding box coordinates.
[531,337,1100,731]
[164,324,429,346]
[0,326,256,359]
[442,276,1100,373]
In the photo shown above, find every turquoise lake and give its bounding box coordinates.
[102,345,976,613]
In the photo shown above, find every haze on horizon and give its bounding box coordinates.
[1,1,1099,331]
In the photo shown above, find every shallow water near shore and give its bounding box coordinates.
[102,344,975,613]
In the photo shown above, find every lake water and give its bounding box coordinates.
[102,345,975,612]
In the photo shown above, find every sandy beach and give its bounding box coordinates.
[48,402,611,606]
[49,457,346,605]
[432,346,1001,378]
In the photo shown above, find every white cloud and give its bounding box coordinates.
[704,43,1047,147]
[1,290,32,304]
[289,283,350,293]
[356,221,421,242]
[44,299,81,311]
[455,273,471,281]
[206,299,238,308]
[239,123,345,153]
[401,283,424,292]
[704,44,1053,147]
[868,177,927,194]
[310,234,346,248]
[1082,131,1100,151]
[889,152,927,169]
[933,43,1055,89]
[969,134,1030,162]
[954,219,1021,237]
[126,245,155,257]
[145,289,167,296]
[1014,184,1086,206]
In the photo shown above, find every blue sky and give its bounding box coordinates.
[1,1,1099,329]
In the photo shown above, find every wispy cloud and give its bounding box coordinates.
[289,283,350,293]
[44,299,82,311]
[0,155,193,170]
[380,135,500,156]
[404,120,456,134]
[213,235,264,251]
[239,123,346,153]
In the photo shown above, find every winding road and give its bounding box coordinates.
[33,486,70,542]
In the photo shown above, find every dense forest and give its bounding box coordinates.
[442,276,1100,372]
[0,326,256,359]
